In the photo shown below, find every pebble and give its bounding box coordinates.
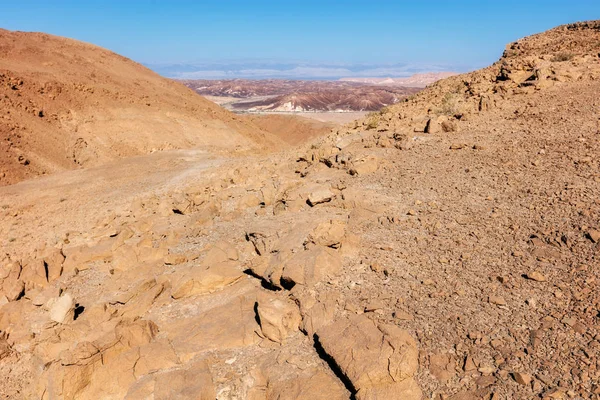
[526,271,547,282]
[587,229,600,243]
[513,372,532,386]
[489,296,507,306]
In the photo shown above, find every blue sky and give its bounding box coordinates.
[1,1,599,78]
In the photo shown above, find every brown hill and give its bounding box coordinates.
[0,29,280,186]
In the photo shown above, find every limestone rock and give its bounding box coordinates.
[265,367,349,400]
[526,271,547,282]
[171,261,243,299]
[307,188,335,206]
[2,262,24,301]
[307,220,346,249]
[430,353,455,382]
[316,315,421,399]
[587,229,600,243]
[49,293,74,323]
[256,295,301,343]
[280,246,342,288]
[513,372,532,386]
[349,155,379,176]
[151,361,215,400]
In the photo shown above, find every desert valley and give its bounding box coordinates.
[1,12,600,400]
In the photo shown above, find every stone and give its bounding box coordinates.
[430,353,455,382]
[166,293,260,359]
[298,298,336,337]
[280,246,342,288]
[307,220,346,248]
[49,293,74,323]
[425,118,441,134]
[488,296,507,306]
[307,188,335,206]
[393,310,413,321]
[349,155,379,176]
[464,356,477,372]
[513,372,532,386]
[2,262,23,301]
[59,342,100,366]
[134,340,180,376]
[151,360,215,400]
[265,367,349,400]
[587,229,600,243]
[526,271,547,282]
[441,119,459,132]
[316,315,420,399]
[171,261,243,299]
[475,375,496,388]
[200,241,239,267]
[256,295,301,343]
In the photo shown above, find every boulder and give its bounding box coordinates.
[307,188,335,206]
[1,262,24,301]
[256,295,301,343]
[307,220,346,248]
[316,315,421,399]
[349,155,379,176]
[280,246,342,288]
[170,261,243,299]
[49,293,74,324]
[266,368,349,400]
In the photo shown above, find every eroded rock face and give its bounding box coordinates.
[316,315,421,399]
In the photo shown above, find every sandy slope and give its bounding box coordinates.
[0,29,283,186]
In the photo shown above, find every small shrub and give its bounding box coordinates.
[364,112,380,130]
[551,52,574,62]
[436,92,460,116]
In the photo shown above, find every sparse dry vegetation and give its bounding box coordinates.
[551,51,575,62]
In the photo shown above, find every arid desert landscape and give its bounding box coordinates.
[1,8,600,400]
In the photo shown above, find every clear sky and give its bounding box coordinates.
[1,1,599,78]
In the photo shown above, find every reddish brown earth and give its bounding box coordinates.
[1,21,600,400]
[181,79,420,112]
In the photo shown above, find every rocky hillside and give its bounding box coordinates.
[353,21,600,135]
[0,29,281,186]
[1,21,600,400]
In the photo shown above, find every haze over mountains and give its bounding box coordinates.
[1,17,600,400]
[148,61,467,81]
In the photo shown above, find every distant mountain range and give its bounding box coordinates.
[339,72,458,87]
[180,79,422,112]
